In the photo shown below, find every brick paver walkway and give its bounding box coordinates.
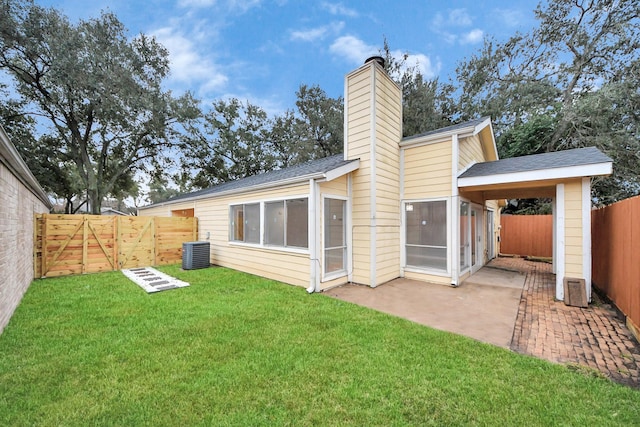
[490,257,640,388]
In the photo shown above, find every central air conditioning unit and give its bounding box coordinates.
[182,241,210,270]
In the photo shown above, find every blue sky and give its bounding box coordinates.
[37,0,540,114]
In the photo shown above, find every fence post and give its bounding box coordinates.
[113,216,119,271]
[153,217,158,266]
[41,214,47,277]
[193,217,198,241]
[82,215,88,274]
[33,214,40,278]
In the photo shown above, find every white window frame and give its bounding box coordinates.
[402,197,450,276]
[229,202,261,246]
[263,197,309,249]
[228,194,310,254]
[459,199,471,275]
[322,194,348,281]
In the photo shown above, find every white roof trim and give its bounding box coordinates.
[400,117,492,148]
[139,160,360,209]
[325,159,360,182]
[479,120,499,161]
[0,126,52,208]
[473,117,492,136]
[458,162,613,188]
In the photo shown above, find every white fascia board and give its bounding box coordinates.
[400,128,473,148]
[472,117,492,136]
[476,119,499,161]
[325,159,360,182]
[140,163,360,210]
[458,162,613,188]
[0,127,52,208]
[400,119,492,149]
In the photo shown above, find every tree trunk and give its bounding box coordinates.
[88,189,102,214]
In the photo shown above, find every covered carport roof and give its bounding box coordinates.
[457,147,613,200]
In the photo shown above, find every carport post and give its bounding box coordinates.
[555,183,565,301]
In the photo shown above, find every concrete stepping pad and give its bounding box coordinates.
[122,267,189,293]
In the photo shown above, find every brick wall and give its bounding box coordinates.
[0,130,50,334]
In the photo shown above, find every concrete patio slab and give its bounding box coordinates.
[325,266,525,348]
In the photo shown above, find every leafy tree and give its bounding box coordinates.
[455,0,640,206]
[0,0,199,213]
[186,98,274,188]
[18,135,86,213]
[268,109,305,168]
[0,85,83,212]
[381,39,454,137]
[146,175,180,205]
[267,84,343,168]
[292,84,343,159]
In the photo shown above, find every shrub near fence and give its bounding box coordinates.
[591,195,640,339]
[34,214,198,278]
[500,215,553,258]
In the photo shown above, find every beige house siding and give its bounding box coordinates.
[345,60,402,286]
[401,141,453,286]
[564,179,583,278]
[372,66,402,285]
[139,183,311,288]
[346,65,373,286]
[403,142,452,199]
[0,132,51,333]
[458,134,485,170]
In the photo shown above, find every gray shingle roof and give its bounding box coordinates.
[153,154,356,204]
[402,117,490,142]
[459,147,612,178]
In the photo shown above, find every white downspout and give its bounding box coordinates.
[307,178,319,293]
[450,134,460,286]
[555,183,565,301]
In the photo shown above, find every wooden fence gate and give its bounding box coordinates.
[34,214,198,278]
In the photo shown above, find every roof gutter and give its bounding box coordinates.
[140,160,360,210]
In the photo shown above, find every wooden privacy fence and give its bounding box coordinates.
[499,203,640,339]
[591,195,640,338]
[500,214,553,257]
[34,214,198,278]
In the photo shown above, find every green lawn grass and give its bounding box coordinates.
[1,265,638,426]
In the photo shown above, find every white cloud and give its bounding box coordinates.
[432,8,473,28]
[290,21,344,42]
[386,50,440,80]
[431,8,481,45]
[228,0,262,13]
[329,37,440,79]
[493,8,525,28]
[329,35,378,64]
[178,0,216,7]
[460,29,483,44]
[178,0,261,12]
[152,26,228,95]
[448,8,473,26]
[321,2,358,17]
